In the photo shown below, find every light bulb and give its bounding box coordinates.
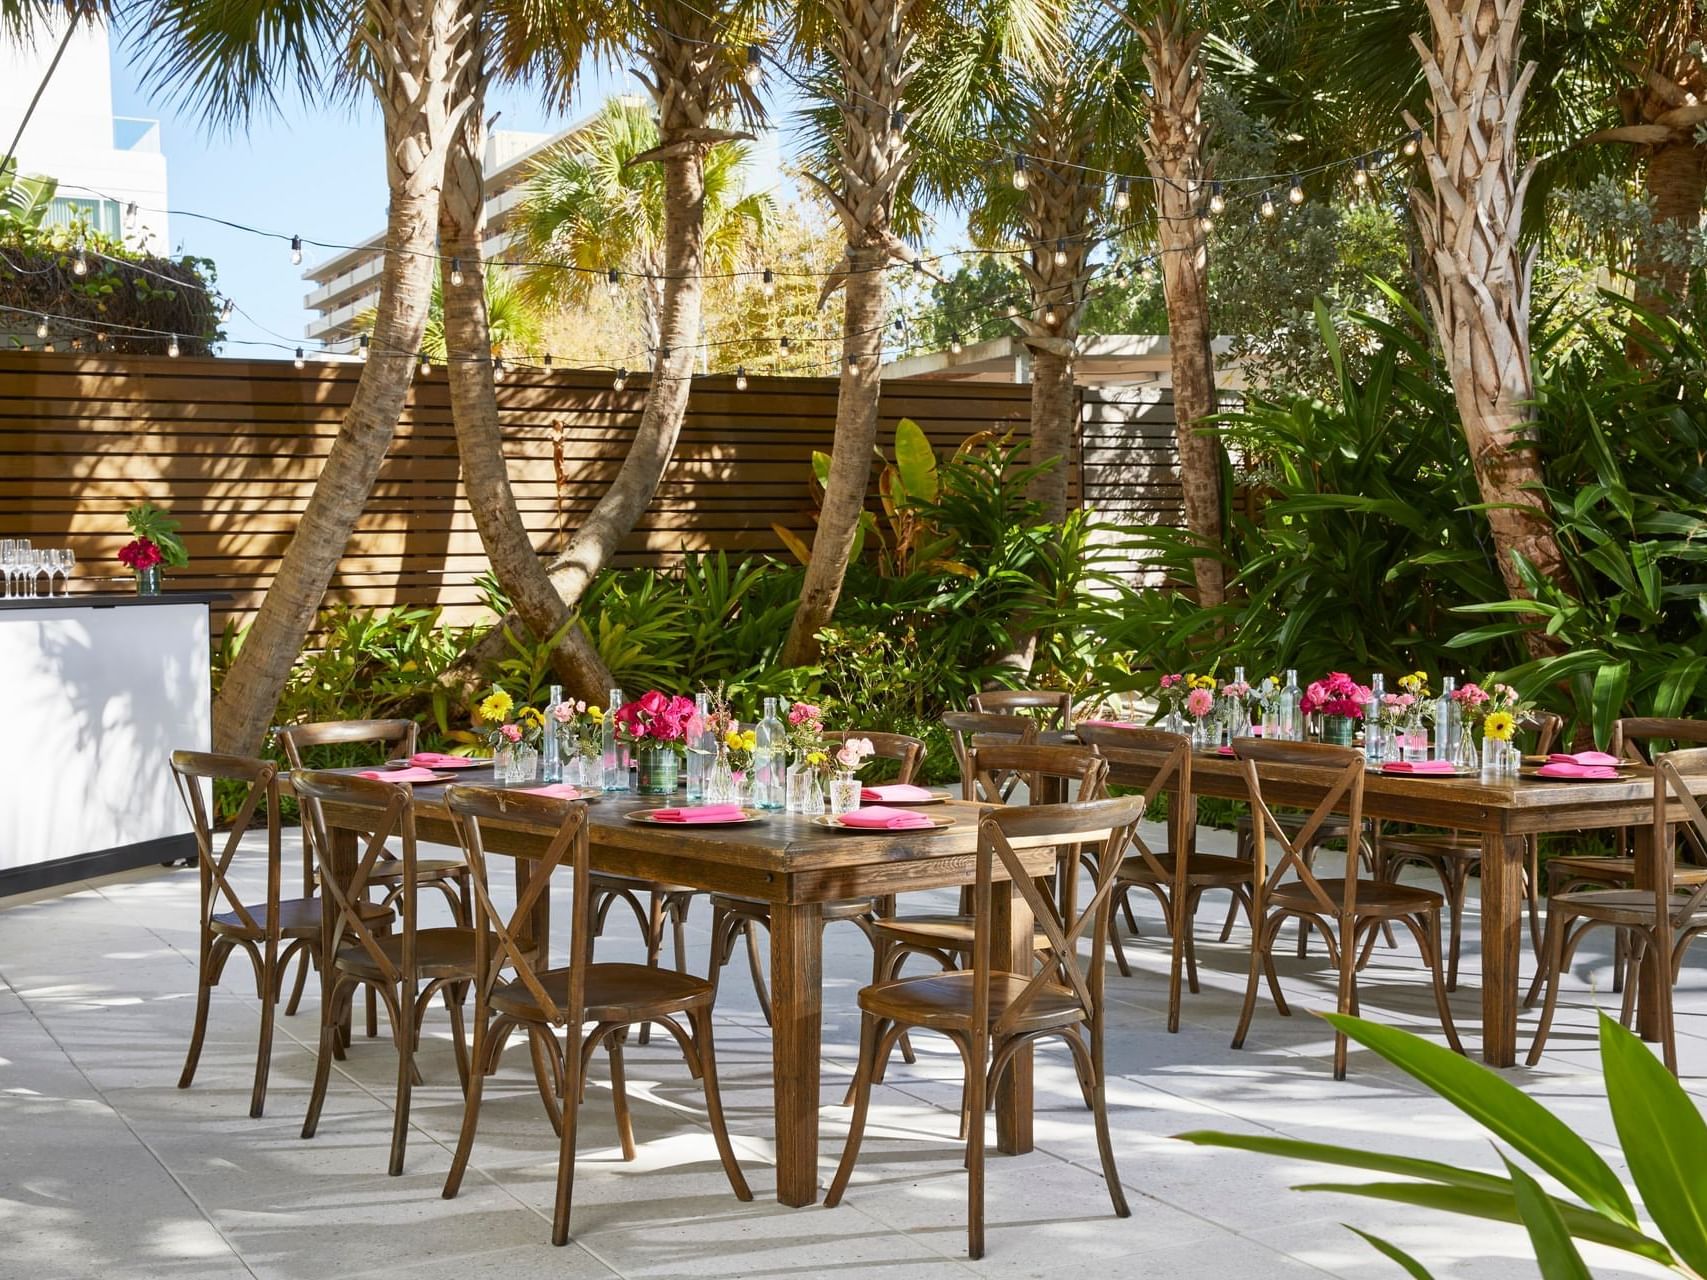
[1043,305,1058,326]
[70,337,82,351]
[42,342,54,353]
[419,355,432,376]
[892,316,903,333]
[72,246,87,276]
[659,345,671,360]
[949,333,962,354]
[35,316,47,339]
[761,267,775,297]
[1260,191,1277,219]
[779,335,790,353]
[290,234,303,266]
[1353,159,1369,188]
[744,45,763,87]
[1113,177,1131,212]
[493,357,505,379]
[450,257,464,287]
[1011,154,1028,190]
[1403,129,1421,157]
[1053,238,1068,267]
[219,296,234,322]
[294,347,305,369]
[358,334,370,360]
[1208,182,1226,215]
[96,329,107,343]
[606,265,620,295]
[1288,175,1306,205]
[1114,261,1129,281]
[888,109,906,145]
[735,366,748,391]
[543,353,553,368]
[1199,210,1215,235]
[846,353,859,374]
[613,367,628,391]
[167,334,181,358]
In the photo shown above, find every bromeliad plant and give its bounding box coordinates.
[1177,1013,1707,1279]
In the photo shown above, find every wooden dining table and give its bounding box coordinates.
[1086,740,1691,1066]
[297,776,1049,1208]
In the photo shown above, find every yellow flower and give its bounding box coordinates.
[519,706,545,728]
[1187,673,1217,691]
[1484,710,1516,741]
[725,730,745,750]
[741,730,756,749]
[586,706,604,721]
[478,689,513,724]
[1397,671,1430,696]
[806,750,827,766]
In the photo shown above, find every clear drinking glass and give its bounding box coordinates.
[0,540,14,597]
[829,772,861,815]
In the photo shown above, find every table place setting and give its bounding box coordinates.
[813,805,954,832]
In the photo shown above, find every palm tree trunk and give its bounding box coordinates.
[1135,5,1225,608]
[1637,135,1707,315]
[439,41,612,704]
[1028,351,1076,521]
[781,0,916,667]
[212,0,466,753]
[1407,0,1572,645]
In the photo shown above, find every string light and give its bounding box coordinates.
[290,235,303,266]
[1288,174,1306,205]
[888,109,906,145]
[543,353,553,368]
[219,296,235,322]
[70,337,82,351]
[294,347,305,368]
[734,365,747,390]
[450,257,464,287]
[1011,154,1028,190]
[1208,182,1226,215]
[845,353,859,373]
[72,243,87,276]
[606,265,620,296]
[1259,190,1277,219]
[779,335,790,353]
[95,329,107,343]
[1403,129,1421,157]
[613,367,628,391]
[761,267,775,297]
[1053,238,1068,267]
[167,333,180,358]
[35,316,47,339]
[358,333,370,360]
[1043,303,1058,326]
[1198,208,1215,235]
[743,45,763,86]
[493,356,505,378]
[949,333,962,354]
[1352,158,1368,188]
[1113,177,1131,212]
[419,354,432,375]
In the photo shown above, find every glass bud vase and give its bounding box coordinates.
[493,743,514,780]
[1401,709,1429,763]
[1452,722,1480,772]
[828,771,861,816]
[635,745,679,796]
[704,749,739,807]
[135,565,161,596]
[785,763,815,814]
[510,745,539,784]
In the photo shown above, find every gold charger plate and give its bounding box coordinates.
[810,814,957,833]
[855,789,956,806]
[624,807,766,826]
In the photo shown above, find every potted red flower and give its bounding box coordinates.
[117,503,188,595]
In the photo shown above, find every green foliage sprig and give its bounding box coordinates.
[125,502,190,568]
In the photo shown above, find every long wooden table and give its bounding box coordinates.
[1090,742,1679,1065]
[307,783,1048,1207]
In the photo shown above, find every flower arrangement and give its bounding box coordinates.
[1185,686,1217,720]
[1254,676,1282,711]
[1301,672,1373,721]
[550,697,605,757]
[1396,670,1431,700]
[1471,682,1525,740]
[475,687,544,755]
[785,700,832,771]
[834,736,876,772]
[123,502,189,568]
[614,690,699,748]
[1377,691,1419,731]
[118,538,164,571]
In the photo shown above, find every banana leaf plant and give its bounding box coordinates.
[1177,1013,1707,1279]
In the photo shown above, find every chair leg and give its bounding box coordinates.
[283,944,312,1015]
[444,1011,493,1200]
[742,919,773,1024]
[1231,912,1271,1051]
[551,1027,584,1247]
[301,973,342,1140]
[388,987,414,1176]
[1064,1028,1129,1218]
[825,1014,894,1208]
[1419,908,1463,1056]
[178,937,217,1091]
[1524,839,1543,956]
[687,1007,753,1200]
[1109,905,1134,980]
[1217,889,1241,943]
[670,894,691,973]
[1611,927,1627,994]
[1526,910,1572,1066]
[443,982,470,1090]
[250,950,278,1118]
[1619,934,1642,1029]
[607,1030,637,1162]
[1446,863,1468,993]
[1332,916,1358,1080]
[965,1029,988,1261]
[638,892,667,1046]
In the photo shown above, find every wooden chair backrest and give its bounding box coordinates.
[822,730,925,784]
[1519,711,1563,756]
[970,795,1146,1037]
[1654,749,1707,922]
[276,718,418,768]
[942,711,1040,796]
[969,690,1072,729]
[446,785,589,1027]
[170,750,281,937]
[1232,738,1367,915]
[1075,723,1194,882]
[1615,718,1707,762]
[962,742,1108,807]
[292,770,416,985]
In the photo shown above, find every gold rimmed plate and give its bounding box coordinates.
[624,807,766,827]
[810,814,957,833]
[1519,767,1631,784]
[855,789,956,806]
[1378,765,1480,779]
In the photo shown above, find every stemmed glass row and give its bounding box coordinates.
[1,540,76,597]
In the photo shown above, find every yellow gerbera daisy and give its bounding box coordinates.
[478,689,514,724]
[1484,710,1516,741]
[725,730,746,750]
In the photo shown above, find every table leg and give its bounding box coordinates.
[993,878,1034,1154]
[1634,822,1661,1042]
[1479,833,1523,1066]
[770,901,823,1206]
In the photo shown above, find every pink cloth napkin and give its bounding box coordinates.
[358,767,444,783]
[860,783,936,803]
[520,784,586,799]
[411,752,482,768]
[1547,751,1620,767]
[837,806,935,830]
[648,804,747,823]
[1216,745,1235,757]
[1077,719,1131,729]
[1383,760,1456,774]
[1536,762,1621,780]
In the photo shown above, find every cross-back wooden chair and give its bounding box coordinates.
[1374,710,1563,989]
[1077,723,1254,1031]
[1230,738,1462,1079]
[1538,717,1707,995]
[172,750,380,1118]
[293,769,477,1175]
[968,689,1073,729]
[709,731,927,1024]
[441,785,750,1245]
[944,709,1043,801]
[1527,748,1707,1074]
[828,794,1144,1259]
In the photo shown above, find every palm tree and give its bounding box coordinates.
[355,263,545,358]
[780,0,1064,667]
[515,97,774,353]
[129,0,472,752]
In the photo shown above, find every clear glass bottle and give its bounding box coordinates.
[1364,674,1387,764]
[542,684,563,783]
[601,685,626,791]
[1279,669,1301,741]
[1259,677,1282,740]
[685,691,713,802]
[1228,666,1251,742]
[752,697,785,810]
[1435,676,1461,762]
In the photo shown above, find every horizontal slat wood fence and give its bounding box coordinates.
[3,353,1125,634]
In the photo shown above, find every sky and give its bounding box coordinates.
[101,31,802,357]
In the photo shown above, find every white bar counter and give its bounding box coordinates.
[0,591,221,894]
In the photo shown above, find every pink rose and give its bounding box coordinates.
[499,723,522,743]
[551,702,575,723]
[637,690,669,716]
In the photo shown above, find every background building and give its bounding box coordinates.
[300,121,595,353]
[0,17,169,251]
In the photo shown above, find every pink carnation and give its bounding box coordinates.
[788,702,824,728]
